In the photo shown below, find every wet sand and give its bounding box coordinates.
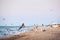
[0,27,60,40]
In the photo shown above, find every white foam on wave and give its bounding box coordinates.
[0,26,35,38]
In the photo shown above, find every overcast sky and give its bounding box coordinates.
[0,0,60,26]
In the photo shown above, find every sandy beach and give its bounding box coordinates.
[0,26,60,40]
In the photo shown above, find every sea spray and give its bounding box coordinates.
[0,26,35,38]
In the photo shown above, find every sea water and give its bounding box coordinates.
[0,26,35,38]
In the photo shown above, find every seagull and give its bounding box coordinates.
[18,23,25,30]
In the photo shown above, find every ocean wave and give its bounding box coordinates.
[0,26,35,38]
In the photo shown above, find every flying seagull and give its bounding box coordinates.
[18,23,25,30]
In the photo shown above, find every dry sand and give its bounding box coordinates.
[0,27,60,40]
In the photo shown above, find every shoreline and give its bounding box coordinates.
[0,26,60,40]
